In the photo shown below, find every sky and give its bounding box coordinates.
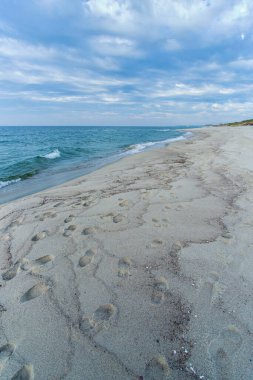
[0,0,253,126]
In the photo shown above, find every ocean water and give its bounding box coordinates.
[0,125,201,204]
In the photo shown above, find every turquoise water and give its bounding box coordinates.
[0,125,201,204]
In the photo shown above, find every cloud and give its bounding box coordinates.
[83,0,137,33]
[0,0,253,125]
[84,0,132,20]
[90,35,142,57]
[230,58,253,69]
[83,0,253,48]
[148,81,238,99]
[153,0,252,34]
[0,37,56,60]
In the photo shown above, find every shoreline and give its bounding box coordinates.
[0,125,252,379]
[0,127,197,206]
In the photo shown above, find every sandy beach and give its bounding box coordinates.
[0,125,253,379]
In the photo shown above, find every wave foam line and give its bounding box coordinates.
[125,132,191,155]
[43,149,61,159]
[0,178,21,189]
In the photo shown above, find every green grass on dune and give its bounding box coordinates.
[219,118,253,126]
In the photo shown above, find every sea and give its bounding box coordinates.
[0,125,202,204]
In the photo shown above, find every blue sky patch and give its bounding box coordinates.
[0,0,252,125]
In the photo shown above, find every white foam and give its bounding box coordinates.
[125,133,189,155]
[127,141,157,154]
[164,135,186,143]
[43,149,61,159]
[0,178,21,189]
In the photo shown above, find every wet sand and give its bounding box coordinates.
[0,126,253,379]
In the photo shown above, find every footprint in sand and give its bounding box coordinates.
[64,215,74,223]
[148,239,163,248]
[199,272,225,306]
[222,231,233,240]
[0,343,15,367]
[94,304,116,322]
[11,364,34,380]
[118,257,132,277]
[63,224,77,237]
[144,355,171,380]
[80,304,116,334]
[21,283,48,302]
[80,316,96,334]
[101,212,115,220]
[32,232,46,242]
[67,224,77,231]
[79,249,96,267]
[113,215,123,223]
[152,217,162,227]
[19,258,31,271]
[155,239,163,246]
[2,262,20,281]
[209,325,242,380]
[35,255,54,265]
[119,199,128,207]
[20,256,53,273]
[151,277,169,304]
[39,211,56,221]
[82,227,97,235]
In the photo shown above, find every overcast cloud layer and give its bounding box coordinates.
[0,0,252,126]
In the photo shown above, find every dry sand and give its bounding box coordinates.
[0,126,253,379]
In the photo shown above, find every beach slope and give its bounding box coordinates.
[0,126,253,379]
